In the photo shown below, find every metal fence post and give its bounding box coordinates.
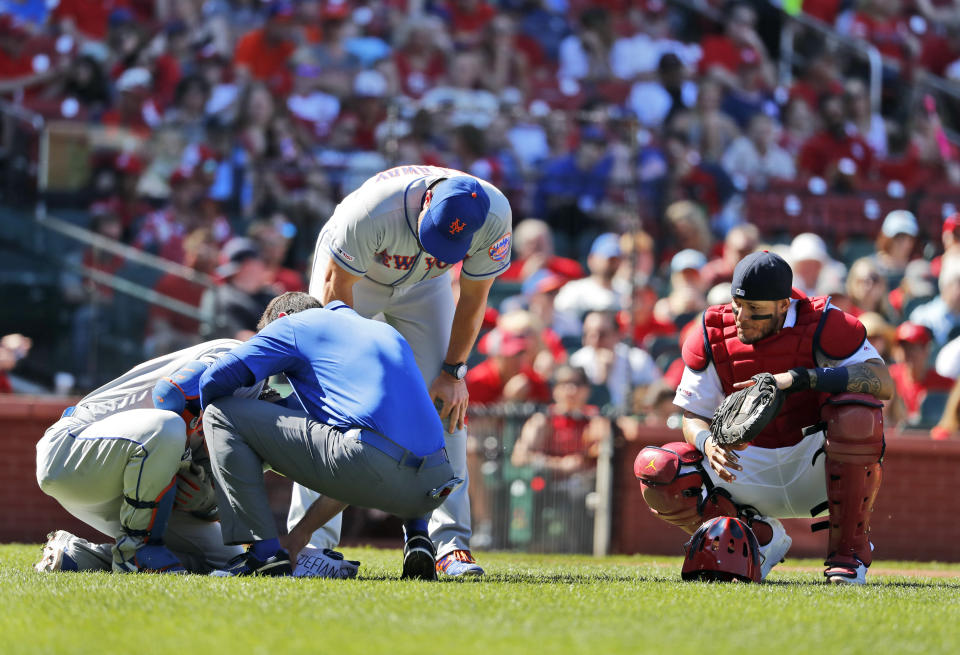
[592,418,615,557]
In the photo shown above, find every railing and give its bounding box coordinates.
[777,11,885,118]
[0,100,44,207]
[34,213,215,322]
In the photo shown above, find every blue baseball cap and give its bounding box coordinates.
[589,233,622,259]
[419,177,490,264]
[152,360,209,414]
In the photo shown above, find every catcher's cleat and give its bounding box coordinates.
[35,530,79,573]
[402,533,437,581]
[210,548,292,577]
[436,550,484,578]
[757,518,792,581]
[293,547,360,579]
[115,543,186,574]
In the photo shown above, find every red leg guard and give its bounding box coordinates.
[635,442,751,537]
[822,393,884,567]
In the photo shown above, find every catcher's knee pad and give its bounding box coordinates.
[822,393,884,567]
[634,442,738,534]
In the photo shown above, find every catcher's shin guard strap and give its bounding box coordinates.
[121,479,177,543]
[822,394,884,566]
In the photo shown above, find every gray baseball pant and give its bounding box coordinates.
[299,266,472,557]
[203,396,455,544]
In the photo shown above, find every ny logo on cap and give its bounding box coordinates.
[449,218,465,235]
[735,288,745,296]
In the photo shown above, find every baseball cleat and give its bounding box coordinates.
[293,547,360,579]
[402,534,437,581]
[436,550,484,577]
[757,518,792,581]
[115,543,186,574]
[824,559,868,585]
[210,548,292,577]
[35,530,79,573]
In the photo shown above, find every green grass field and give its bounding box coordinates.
[4,545,960,655]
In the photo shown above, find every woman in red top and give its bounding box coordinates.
[511,365,607,474]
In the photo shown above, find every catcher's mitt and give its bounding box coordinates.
[710,373,785,447]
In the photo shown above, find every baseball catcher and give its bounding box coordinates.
[635,251,893,584]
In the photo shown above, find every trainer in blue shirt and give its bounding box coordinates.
[199,292,459,578]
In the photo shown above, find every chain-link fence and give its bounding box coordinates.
[468,403,617,554]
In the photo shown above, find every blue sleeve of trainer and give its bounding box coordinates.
[200,319,304,408]
[199,353,256,408]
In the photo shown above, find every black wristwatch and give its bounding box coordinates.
[442,361,468,380]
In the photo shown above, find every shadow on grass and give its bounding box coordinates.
[349,572,960,588]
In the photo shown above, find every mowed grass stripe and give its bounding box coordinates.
[3,545,960,655]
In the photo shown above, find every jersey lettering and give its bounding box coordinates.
[425,257,450,271]
[373,165,468,183]
[393,255,416,270]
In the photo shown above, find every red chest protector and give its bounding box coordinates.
[683,295,866,449]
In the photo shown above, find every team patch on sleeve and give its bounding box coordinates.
[488,232,511,263]
[334,246,355,262]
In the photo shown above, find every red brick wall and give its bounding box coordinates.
[1,396,293,545]
[5,397,959,562]
[612,427,960,563]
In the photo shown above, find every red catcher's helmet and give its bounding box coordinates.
[681,517,762,583]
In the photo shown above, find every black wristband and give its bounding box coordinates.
[786,367,811,393]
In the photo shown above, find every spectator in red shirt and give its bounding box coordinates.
[846,257,897,322]
[0,333,32,394]
[0,15,61,96]
[466,317,553,405]
[499,218,584,283]
[889,321,954,425]
[797,93,875,185]
[101,67,159,137]
[698,2,775,90]
[54,0,131,42]
[145,227,218,357]
[511,364,607,474]
[700,222,759,288]
[233,2,297,96]
[443,0,498,49]
[390,16,449,99]
[248,216,305,293]
[847,0,919,66]
[789,52,844,112]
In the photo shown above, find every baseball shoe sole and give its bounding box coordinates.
[402,535,437,581]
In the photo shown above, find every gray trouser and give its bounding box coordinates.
[203,396,455,544]
[305,253,472,556]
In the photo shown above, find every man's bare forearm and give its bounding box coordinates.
[681,410,712,445]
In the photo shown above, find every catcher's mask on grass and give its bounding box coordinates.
[682,517,762,583]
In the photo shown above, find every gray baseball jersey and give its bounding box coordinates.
[73,339,264,423]
[321,165,513,286]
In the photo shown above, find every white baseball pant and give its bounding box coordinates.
[36,408,242,569]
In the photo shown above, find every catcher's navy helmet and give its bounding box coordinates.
[681,517,762,583]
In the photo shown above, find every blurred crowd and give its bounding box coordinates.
[3,0,960,444]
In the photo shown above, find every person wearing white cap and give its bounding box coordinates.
[787,233,845,298]
[871,210,919,287]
